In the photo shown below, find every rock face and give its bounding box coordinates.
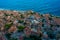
[0,10,60,40]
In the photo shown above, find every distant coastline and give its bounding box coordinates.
[0,8,60,17]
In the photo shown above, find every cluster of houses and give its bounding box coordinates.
[0,10,60,40]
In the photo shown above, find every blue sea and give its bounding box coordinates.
[0,0,60,16]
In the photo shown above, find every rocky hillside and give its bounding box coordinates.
[0,10,60,40]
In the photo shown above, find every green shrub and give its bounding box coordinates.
[18,20,24,23]
[20,14,24,18]
[5,22,13,29]
[5,33,11,39]
[49,17,52,20]
[4,13,10,16]
[17,25,25,32]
